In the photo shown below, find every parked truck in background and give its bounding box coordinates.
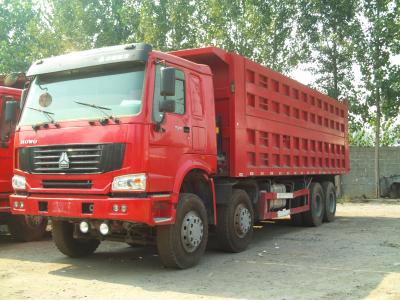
[0,84,47,241]
[9,43,349,268]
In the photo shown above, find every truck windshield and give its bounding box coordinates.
[19,64,145,126]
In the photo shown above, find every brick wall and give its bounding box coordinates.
[341,146,400,198]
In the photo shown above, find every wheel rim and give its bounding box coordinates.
[25,216,45,228]
[234,203,252,238]
[180,211,204,253]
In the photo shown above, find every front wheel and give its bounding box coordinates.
[216,189,254,252]
[156,193,208,269]
[52,220,100,258]
[8,215,48,242]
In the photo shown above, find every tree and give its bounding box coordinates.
[0,0,53,73]
[355,0,399,196]
[43,0,131,51]
[197,0,303,72]
[297,0,359,100]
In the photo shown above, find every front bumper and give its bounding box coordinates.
[10,193,176,226]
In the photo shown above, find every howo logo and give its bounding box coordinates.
[20,139,38,145]
[58,152,70,169]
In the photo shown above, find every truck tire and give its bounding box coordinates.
[290,198,303,226]
[156,193,208,269]
[52,220,100,258]
[216,189,254,252]
[8,215,48,242]
[302,182,324,227]
[322,181,336,222]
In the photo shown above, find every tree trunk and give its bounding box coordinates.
[374,87,381,198]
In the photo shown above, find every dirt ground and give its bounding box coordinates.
[0,201,399,300]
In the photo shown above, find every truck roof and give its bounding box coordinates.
[26,43,153,76]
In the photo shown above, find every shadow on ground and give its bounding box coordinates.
[1,214,399,299]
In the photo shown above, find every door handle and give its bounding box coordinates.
[183,126,190,133]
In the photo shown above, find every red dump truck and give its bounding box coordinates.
[0,85,47,241]
[9,44,348,268]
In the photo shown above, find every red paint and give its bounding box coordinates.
[258,189,310,219]
[11,46,348,226]
[171,47,349,177]
[0,86,21,213]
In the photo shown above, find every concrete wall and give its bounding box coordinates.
[341,146,400,198]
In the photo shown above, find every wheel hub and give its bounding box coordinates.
[234,204,251,238]
[181,211,204,253]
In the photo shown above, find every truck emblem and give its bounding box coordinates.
[20,139,38,145]
[58,152,70,169]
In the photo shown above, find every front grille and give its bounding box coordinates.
[42,180,92,189]
[19,143,125,174]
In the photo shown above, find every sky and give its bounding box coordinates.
[290,54,400,86]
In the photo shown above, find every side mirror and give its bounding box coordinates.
[5,100,18,122]
[160,67,176,96]
[159,99,176,113]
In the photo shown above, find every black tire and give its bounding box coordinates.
[302,182,324,227]
[290,198,303,226]
[8,215,48,242]
[216,189,254,252]
[322,181,336,222]
[52,220,100,258]
[156,193,208,269]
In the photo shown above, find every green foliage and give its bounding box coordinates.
[0,1,41,73]
[354,0,399,146]
[0,0,399,146]
[298,0,359,100]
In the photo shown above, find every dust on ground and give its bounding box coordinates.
[0,202,399,300]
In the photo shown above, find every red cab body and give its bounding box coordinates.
[0,86,21,213]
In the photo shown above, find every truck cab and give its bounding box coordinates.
[0,85,47,241]
[11,44,217,266]
[0,86,20,210]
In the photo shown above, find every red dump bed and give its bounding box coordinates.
[173,47,349,178]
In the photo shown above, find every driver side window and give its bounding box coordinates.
[153,64,185,122]
[0,96,18,142]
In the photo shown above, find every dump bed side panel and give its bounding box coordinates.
[170,47,349,178]
[231,54,349,177]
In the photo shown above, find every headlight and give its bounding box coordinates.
[112,174,146,192]
[12,175,26,190]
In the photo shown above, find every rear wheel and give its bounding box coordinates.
[216,189,254,252]
[322,181,336,222]
[302,183,324,227]
[157,193,208,269]
[290,198,304,226]
[8,215,48,242]
[52,220,100,257]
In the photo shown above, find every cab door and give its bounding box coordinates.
[188,73,207,153]
[0,94,19,195]
[148,62,192,192]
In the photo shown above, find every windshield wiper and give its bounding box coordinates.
[74,101,119,125]
[28,107,59,130]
